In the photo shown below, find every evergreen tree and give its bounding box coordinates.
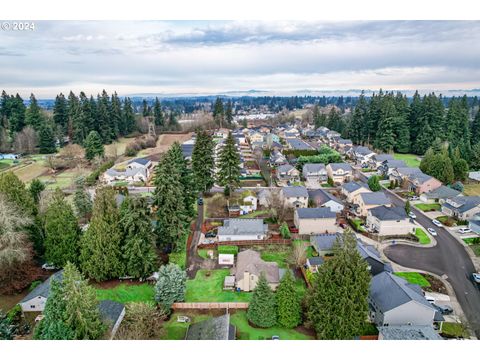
[225,100,233,125]
[44,190,81,268]
[367,175,381,192]
[142,99,151,117]
[123,97,136,135]
[68,92,82,144]
[451,148,469,181]
[216,131,241,193]
[38,124,56,154]
[29,178,45,204]
[153,97,164,128]
[80,187,124,281]
[110,92,123,137]
[168,142,196,217]
[191,130,215,193]
[374,97,396,152]
[213,97,224,127]
[0,171,35,215]
[97,91,113,144]
[25,94,45,131]
[470,143,480,170]
[154,263,186,312]
[153,150,187,252]
[84,130,104,161]
[247,273,277,328]
[306,230,370,339]
[349,92,367,144]
[73,177,92,221]
[53,93,68,135]
[471,109,480,147]
[120,197,157,278]
[405,199,411,214]
[276,271,301,328]
[168,111,180,131]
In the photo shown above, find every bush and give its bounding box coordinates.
[154,264,187,313]
[85,160,114,186]
[217,245,239,255]
[279,222,291,239]
[29,280,42,291]
[115,303,166,340]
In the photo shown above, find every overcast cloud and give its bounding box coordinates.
[0,20,479,98]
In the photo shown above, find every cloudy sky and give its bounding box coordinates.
[1,20,480,98]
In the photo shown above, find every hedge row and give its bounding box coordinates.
[217,245,239,255]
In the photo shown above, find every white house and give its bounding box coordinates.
[217,219,268,242]
[19,271,64,313]
[326,163,353,184]
[281,186,309,208]
[366,206,416,236]
[239,194,258,215]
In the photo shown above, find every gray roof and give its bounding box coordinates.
[370,272,436,313]
[337,139,353,145]
[422,186,461,200]
[308,189,342,206]
[342,181,368,193]
[282,186,308,198]
[186,314,235,340]
[373,154,394,162]
[106,167,147,178]
[235,249,280,284]
[98,300,125,328]
[394,167,423,176]
[310,233,342,252]
[307,257,324,266]
[443,196,480,214]
[296,207,336,219]
[128,158,150,166]
[354,146,374,156]
[378,325,443,340]
[357,241,384,265]
[409,171,435,185]
[20,270,64,303]
[303,163,326,175]
[359,192,391,206]
[218,219,268,236]
[286,138,313,150]
[328,163,352,172]
[369,206,408,221]
[277,164,294,173]
[383,159,407,168]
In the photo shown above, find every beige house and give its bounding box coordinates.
[232,249,280,291]
[355,192,391,217]
[341,181,371,203]
[281,186,309,208]
[366,206,416,236]
[326,163,353,184]
[294,207,337,235]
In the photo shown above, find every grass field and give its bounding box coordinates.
[260,246,291,268]
[96,283,155,304]
[185,270,252,302]
[441,322,470,338]
[159,313,212,340]
[169,251,186,270]
[13,160,48,182]
[393,153,421,168]
[37,167,91,189]
[394,272,431,287]
[464,183,480,196]
[239,210,270,219]
[104,137,137,157]
[414,203,441,212]
[230,311,313,340]
[0,159,14,171]
[415,228,431,245]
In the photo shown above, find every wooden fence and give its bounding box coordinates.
[172,302,249,310]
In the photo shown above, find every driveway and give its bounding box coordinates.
[382,190,480,337]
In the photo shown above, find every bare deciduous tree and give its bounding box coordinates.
[13,126,38,154]
[290,241,307,268]
[115,303,167,340]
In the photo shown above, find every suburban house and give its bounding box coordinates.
[341,181,371,203]
[326,163,353,184]
[310,233,341,256]
[378,160,408,176]
[19,271,64,313]
[232,249,280,291]
[276,164,300,186]
[368,154,394,169]
[294,207,337,235]
[336,138,353,150]
[441,196,480,220]
[185,314,236,340]
[98,300,126,340]
[369,271,439,327]
[389,167,442,195]
[308,189,344,213]
[249,132,264,143]
[103,166,148,185]
[269,150,287,166]
[281,186,309,208]
[355,192,391,217]
[127,158,153,175]
[357,241,393,275]
[217,219,268,242]
[240,194,258,215]
[468,213,480,235]
[377,325,442,340]
[349,146,376,165]
[283,127,300,138]
[366,206,415,236]
[286,138,313,150]
[302,163,328,187]
[419,185,462,204]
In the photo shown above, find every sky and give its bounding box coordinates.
[1,20,480,98]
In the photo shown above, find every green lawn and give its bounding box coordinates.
[464,183,480,196]
[470,244,480,257]
[0,159,14,171]
[441,322,470,338]
[414,203,441,212]
[230,311,313,340]
[159,313,213,340]
[393,153,421,168]
[198,249,216,259]
[169,251,186,270]
[239,210,270,219]
[260,246,291,268]
[462,237,480,245]
[394,272,431,287]
[350,218,366,232]
[415,228,431,245]
[185,270,252,302]
[96,283,155,304]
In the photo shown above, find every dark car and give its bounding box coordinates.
[289,226,299,234]
[205,231,216,238]
[197,197,204,206]
[433,304,453,315]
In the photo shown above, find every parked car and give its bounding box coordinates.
[289,226,299,233]
[458,227,472,234]
[425,295,436,304]
[472,273,480,286]
[427,228,438,236]
[433,304,453,315]
[432,219,443,228]
[177,316,191,323]
[41,263,57,271]
[205,231,216,238]
[197,197,204,205]
[271,335,280,340]
[409,196,419,201]
[408,211,416,219]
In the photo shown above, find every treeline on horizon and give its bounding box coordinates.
[0,90,181,154]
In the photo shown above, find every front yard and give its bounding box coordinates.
[441,322,470,339]
[414,203,441,212]
[185,270,252,302]
[394,272,431,287]
[415,228,431,245]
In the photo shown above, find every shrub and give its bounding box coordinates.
[85,160,114,186]
[115,303,166,340]
[154,264,187,313]
[217,245,239,255]
[279,222,291,239]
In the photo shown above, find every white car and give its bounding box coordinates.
[409,196,419,201]
[432,219,443,228]
[458,227,472,234]
[427,228,438,236]
[408,211,417,219]
[41,263,57,271]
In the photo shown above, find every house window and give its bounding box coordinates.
[30,305,35,309]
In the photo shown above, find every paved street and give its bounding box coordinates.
[383,191,480,337]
